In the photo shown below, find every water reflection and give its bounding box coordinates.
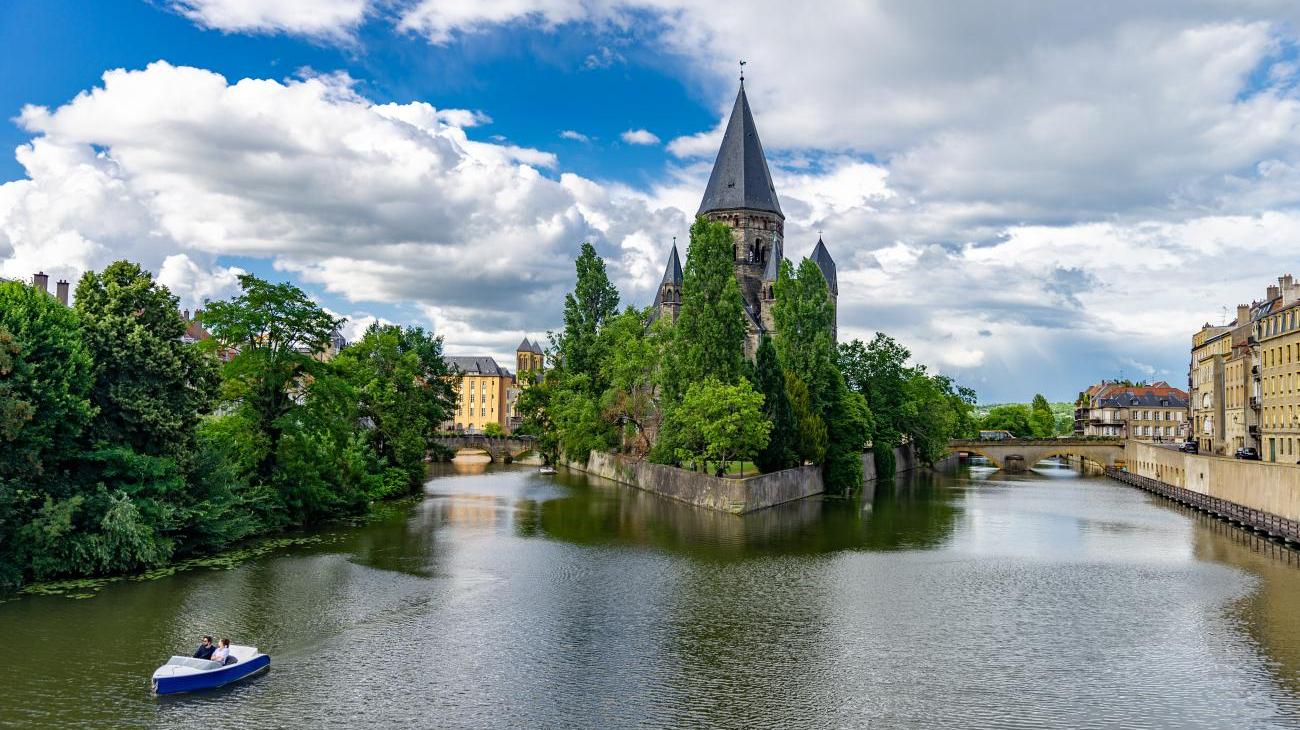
[518,467,960,558]
[3,461,1300,728]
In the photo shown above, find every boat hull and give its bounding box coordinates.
[153,655,270,695]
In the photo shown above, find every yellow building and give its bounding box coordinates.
[1191,324,1232,454]
[1255,275,1300,463]
[446,356,513,433]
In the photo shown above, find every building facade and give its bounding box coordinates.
[1186,273,1300,460]
[652,81,837,357]
[1254,275,1300,463]
[446,356,513,433]
[1075,380,1189,441]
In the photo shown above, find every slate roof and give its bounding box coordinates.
[1098,390,1190,408]
[763,236,784,282]
[530,339,544,354]
[697,83,783,217]
[447,356,508,376]
[652,242,684,311]
[515,337,533,352]
[810,236,838,295]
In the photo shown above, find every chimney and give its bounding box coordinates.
[32,272,48,293]
[1267,285,1280,301]
[56,280,69,306]
[1237,304,1251,325]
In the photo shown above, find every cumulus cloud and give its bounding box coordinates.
[620,128,660,145]
[171,0,370,39]
[560,129,591,142]
[0,61,679,365]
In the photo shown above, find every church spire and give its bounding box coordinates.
[697,81,782,218]
[810,234,837,296]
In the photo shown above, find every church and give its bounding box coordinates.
[652,79,838,358]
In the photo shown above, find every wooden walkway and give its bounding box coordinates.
[1105,467,1300,545]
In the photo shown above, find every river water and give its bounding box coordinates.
[4,459,1300,729]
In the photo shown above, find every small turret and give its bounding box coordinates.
[653,239,684,322]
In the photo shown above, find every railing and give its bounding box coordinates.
[1105,467,1300,544]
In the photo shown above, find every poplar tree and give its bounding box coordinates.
[558,242,619,393]
[754,335,797,472]
[772,258,839,416]
[663,218,746,402]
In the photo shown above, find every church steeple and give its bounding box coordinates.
[697,82,782,218]
[653,238,684,322]
[810,235,837,296]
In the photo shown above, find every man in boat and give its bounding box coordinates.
[193,636,216,660]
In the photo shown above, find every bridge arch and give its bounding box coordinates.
[948,439,1124,473]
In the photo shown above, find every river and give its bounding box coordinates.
[3,458,1300,729]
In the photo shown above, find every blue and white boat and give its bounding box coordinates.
[151,645,270,695]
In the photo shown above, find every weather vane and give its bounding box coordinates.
[739,60,746,83]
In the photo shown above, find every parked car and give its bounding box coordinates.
[1235,447,1261,460]
[1179,441,1199,453]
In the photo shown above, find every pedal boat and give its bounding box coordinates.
[152,645,269,695]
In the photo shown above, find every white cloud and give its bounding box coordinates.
[156,254,246,309]
[171,0,370,39]
[620,128,660,145]
[560,129,591,142]
[0,61,677,363]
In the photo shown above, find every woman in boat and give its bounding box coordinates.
[211,638,236,666]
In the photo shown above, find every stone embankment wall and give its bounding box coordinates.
[569,444,929,515]
[1125,441,1300,522]
[577,452,823,514]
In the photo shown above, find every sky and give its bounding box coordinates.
[3,1,1300,402]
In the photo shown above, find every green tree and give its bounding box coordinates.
[201,274,342,480]
[336,324,454,492]
[772,258,839,417]
[839,334,911,453]
[659,378,770,474]
[482,421,505,438]
[981,404,1033,437]
[516,371,559,464]
[785,373,827,465]
[557,242,619,393]
[74,261,219,460]
[1029,394,1055,438]
[599,306,669,457]
[754,335,797,472]
[662,218,746,402]
[823,383,873,494]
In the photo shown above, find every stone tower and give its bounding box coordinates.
[653,79,837,356]
[653,239,684,322]
[515,337,544,378]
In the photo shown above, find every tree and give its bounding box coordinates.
[599,306,669,456]
[662,218,747,403]
[772,258,839,417]
[659,378,770,473]
[557,242,619,393]
[483,421,505,438]
[201,274,342,480]
[0,282,94,491]
[754,335,797,473]
[1030,394,1055,438]
[74,261,218,460]
[785,374,827,465]
[823,383,873,494]
[981,404,1033,437]
[516,371,559,464]
[336,324,454,492]
[839,334,911,453]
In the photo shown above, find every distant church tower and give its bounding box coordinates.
[653,238,683,322]
[651,77,837,357]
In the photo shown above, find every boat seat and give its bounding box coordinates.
[167,656,222,671]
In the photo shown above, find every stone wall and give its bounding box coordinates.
[861,444,923,483]
[1125,441,1300,522]
[576,451,823,514]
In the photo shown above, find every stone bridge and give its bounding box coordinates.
[948,438,1126,472]
[433,434,538,463]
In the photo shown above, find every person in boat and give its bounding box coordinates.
[212,638,237,666]
[193,636,216,660]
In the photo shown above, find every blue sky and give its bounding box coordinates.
[4,0,1300,402]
